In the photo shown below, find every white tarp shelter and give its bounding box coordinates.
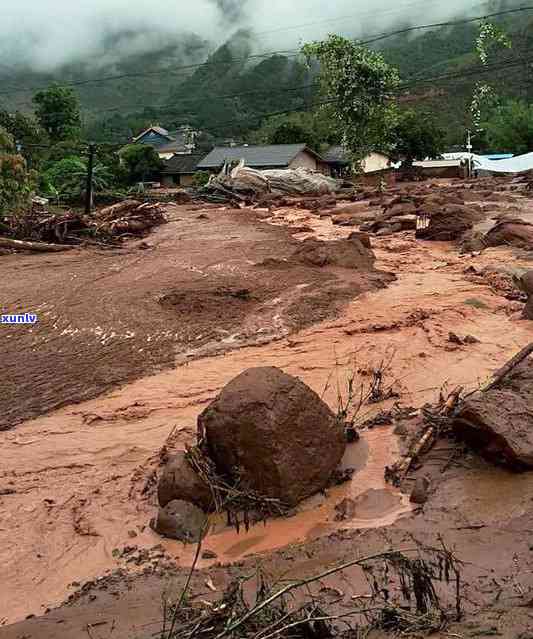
[472,152,533,174]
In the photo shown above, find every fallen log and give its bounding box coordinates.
[482,342,533,392]
[0,237,76,252]
[390,386,464,481]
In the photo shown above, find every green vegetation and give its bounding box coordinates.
[392,110,446,165]
[0,128,34,214]
[33,85,81,142]
[483,99,533,153]
[42,156,112,202]
[119,145,164,184]
[302,35,399,165]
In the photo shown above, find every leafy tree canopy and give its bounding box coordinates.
[0,110,46,166]
[302,35,400,165]
[0,127,34,215]
[392,110,446,165]
[42,156,111,200]
[119,144,164,184]
[33,85,81,142]
[248,110,338,152]
[483,99,533,154]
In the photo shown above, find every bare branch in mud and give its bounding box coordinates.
[330,349,400,436]
[159,539,463,639]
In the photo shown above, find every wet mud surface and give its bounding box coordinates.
[3,182,533,637]
[0,206,389,431]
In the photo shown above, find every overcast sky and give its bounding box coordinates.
[0,0,493,71]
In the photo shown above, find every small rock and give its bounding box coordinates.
[158,450,214,511]
[202,550,218,560]
[448,332,463,345]
[127,529,138,538]
[151,500,207,543]
[410,477,430,505]
[464,335,480,344]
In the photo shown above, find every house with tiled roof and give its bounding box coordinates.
[196,144,329,173]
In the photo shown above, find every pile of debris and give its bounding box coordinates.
[0,200,166,252]
[153,367,346,542]
[388,344,533,490]
[199,162,340,204]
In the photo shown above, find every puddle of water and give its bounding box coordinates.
[173,427,411,568]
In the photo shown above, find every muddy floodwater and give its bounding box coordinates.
[177,428,411,568]
[2,198,533,625]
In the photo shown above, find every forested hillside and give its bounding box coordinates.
[1,0,531,147]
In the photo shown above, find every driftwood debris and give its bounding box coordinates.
[482,342,533,392]
[391,346,533,483]
[391,386,463,481]
[0,236,76,252]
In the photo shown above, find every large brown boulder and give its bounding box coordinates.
[484,219,533,249]
[293,236,375,269]
[197,367,346,506]
[416,205,484,241]
[158,451,214,511]
[453,359,533,471]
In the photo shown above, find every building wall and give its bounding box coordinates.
[289,151,318,171]
[161,174,195,187]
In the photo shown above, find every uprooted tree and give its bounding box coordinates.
[302,35,400,170]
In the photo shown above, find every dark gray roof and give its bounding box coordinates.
[157,132,189,154]
[323,145,349,164]
[161,154,203,174]
[196,144,320,169]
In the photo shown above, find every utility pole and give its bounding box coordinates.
[465,129,473,178]
[85,143,96,214]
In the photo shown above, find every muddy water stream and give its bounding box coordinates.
[2,222,533,623]
[177,428,410,568]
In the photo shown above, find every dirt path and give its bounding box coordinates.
[2,217,533,626]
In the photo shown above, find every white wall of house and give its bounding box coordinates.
[362,153,390,173]
[289,151,318,171]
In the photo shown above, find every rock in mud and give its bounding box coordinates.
[410,477,430,504]
[484,219,533,249]
[158,451,214,511]
[151,500,207,543]
[453,359,533,470]
[292,236,375,270]
[416,205,483,242]
[198,367,346,506]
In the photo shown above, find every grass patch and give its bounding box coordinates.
[463,298,489,310]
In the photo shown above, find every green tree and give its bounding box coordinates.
[483,99,533,154]
[0,110,46,166]
[33,85,81,141]
[119,144,164,184]
[392,110,445,166]
[0,128,33,216]
[42,156,111,202]
[302,35,400,166]
[249,111,338,152]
